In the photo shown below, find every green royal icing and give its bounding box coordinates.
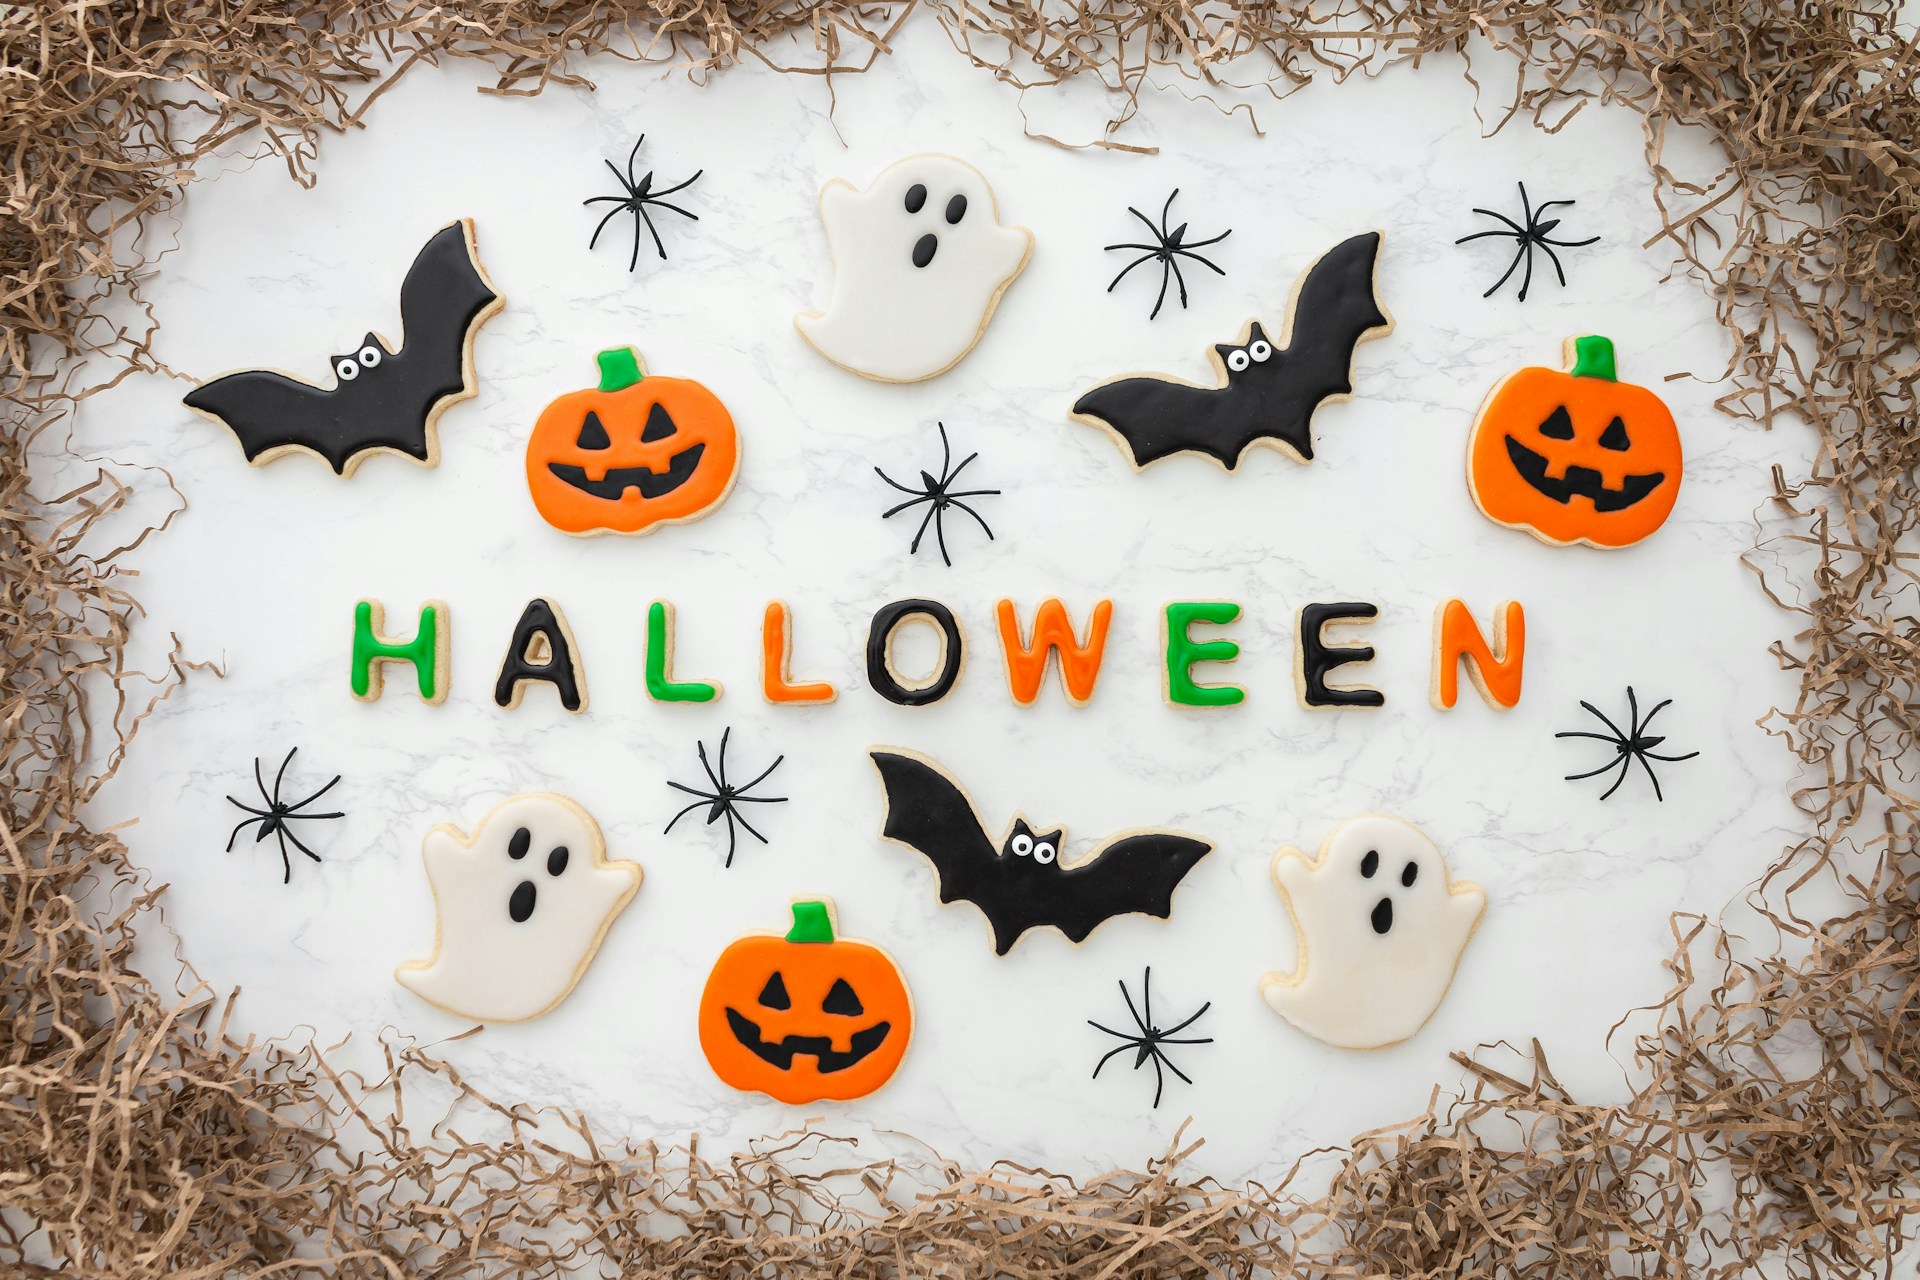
[596,346,645,392]
[646,601,717,702]
[1568,335,1618,382]
[351,600,442,700]
[785,900,836,943]
[1164,601,1245,707]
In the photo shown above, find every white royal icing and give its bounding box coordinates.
[396,792,641,1022]
[795,154,1032,383]
[1260,814,1485,1050]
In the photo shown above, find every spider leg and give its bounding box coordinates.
[1179,229,1232,250]
[1467,208,1530,235]
[1482,243,1528,298]
[625,136,645,186]
[582,195,631,206]
[881,494,936,519]
[716,726,733,787]
[945,500,995,542]
[1139,968,1156,1028]
[1633,751,1668,802]
[275,828,293,884]
[696,740,723,792]
[1105,252,1162,293]
[1091,1040,1138,1079]
[735,755,785,793]
[1579,701,1635,743]
[1159,1001,1212,1036]
[1171,247,1228,276]
[945,450,980,486]
[1564,754,1630,782]
[721,808,739,869]
[604,157,637,194]
[936,421,953,478]
[906,502,939,556]
[1518,240,1536,301]
[1119,978,1149,1033]
[1533,197,1579,216]
[252,756,271,805]
[1597,756,1632,801]
[1126,206,1165,241]
[1556,730,1626,744]
[730,807,772,845]
[227,798,273,817]
[932,507,953,568]
[271,747,298,797]
[1625,687,1645,731]
[1538,241,1569,288]
[647,170,703,198]
[1170,257,1190,310]
[634,207,665,268]
[1158,189,1179,230]
[587,202,626,251]
[1149,1048,1168,1109]
[1643,749,1701,762]
[1639,696,1676,728]
[1088,1020,1134,1041]
[942,487,1001,500]
[1455,228,1525,245]
[642,198,699,221]
[1516,181,1535,223]
[280,824,325,863]
[1158,1049,1196,1087]
[226,815,264,852]
[286,773,342,811]
[1538,233,1601,248]
[1150,261,1173,320]
[664,796,712,833]
[875,466,930,498]
[1103,242,1167,254]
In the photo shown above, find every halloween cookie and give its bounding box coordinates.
[698,898,912,1104]
[396,793,641,1023]
[1430,599,1526,710]
[1163,601,1244,708]
[646,601,720,702]
[1467,335,1681,548]
[1296,602,1384,709]
[494,597,587,713]
[1070,231,1392,470]
[796,154,1032,383]
[1261,815,1485,1050]
[762,601,836,704]
[185,220,501,476]
[870,749,1212,955]
[866,599,965,707]
[350,599,450,704]
[526,346,740,537]
[996,598,1112,707]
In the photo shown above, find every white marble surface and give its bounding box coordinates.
[70,20,1815,1182]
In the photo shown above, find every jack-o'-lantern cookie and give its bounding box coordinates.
[526,346,740,536]
[698,899,912,1104]
[1467,335,1681,548]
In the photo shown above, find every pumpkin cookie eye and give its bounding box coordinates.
[1250,340,1273,362]
[1032,840,1057,865]
[823,978,864,1016]
[1010,832,1033,857]
[1226,349,1251,372]
[757,973,791,1009]
[1538,406,1575,439]
[335,358,359,381]
[1599,415,1631,451]
[575,412,611,449]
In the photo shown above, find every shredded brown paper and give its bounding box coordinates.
[3,1,1916,1275]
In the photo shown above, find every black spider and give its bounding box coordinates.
[1555,687,1700,801]
[225,748,344,884]
[1103,189,1231,320]
[1455,181,1600,301]
[874,422,1000,568]
[584,135,702,271]
[1088,967,1214,1110]
[664,727,788,868]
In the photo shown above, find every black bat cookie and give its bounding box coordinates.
[871,749,1212,955]
[1070,230,1392,469]
[183,219,503,476]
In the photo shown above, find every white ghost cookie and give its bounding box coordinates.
[396,793,641,1022]
[1261,815,1485,1050]
[795,154,1032,383]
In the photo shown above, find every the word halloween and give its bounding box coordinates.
[349,596,1528,712]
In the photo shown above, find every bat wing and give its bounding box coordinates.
[1250,230,1392,460]
[870,751,1021,949]
[376,219,502,459]
[1069,376,1239,469]
[182,370,342,468]
[1045,833,1212,944]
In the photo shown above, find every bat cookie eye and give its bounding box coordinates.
[1250,340,1273,362]
[334,358,359,381]
[1010,833,1033,857]
[358,344,382,368]
[1032,840,1056,864]
[1226,349,1251,372]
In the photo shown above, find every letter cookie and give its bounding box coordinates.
[762,601,836,704]
[1431,599,1525,710]
[698,898,912,1104]
[1261,815,1485,1050]
[796,154,1032,383]
[350,599,449,704]
[996,598,1112,707]
[1296,602,1383,709]
[646,601,719,703]
[396,793,641,1023]
[494,597,587,712]
[866,599,965,707]
[1164,601,1244,708]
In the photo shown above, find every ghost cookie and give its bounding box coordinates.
[396,793,641,1023]
[796,154,1032,383]
[1261,815,1485,1050]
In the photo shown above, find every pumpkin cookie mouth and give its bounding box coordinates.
[1504,436,1664,512]
[548,443,706,500]
[724,1007,892,1073]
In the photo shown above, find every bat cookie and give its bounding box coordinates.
[184,219,502,476]
[1070,231,1392,470]
[870,748,1211,955]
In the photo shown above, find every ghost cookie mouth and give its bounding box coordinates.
[723,1007,893,1073]
[548,443,706,501]
[1503,435,1664,512]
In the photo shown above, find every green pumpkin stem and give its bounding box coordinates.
[1568,335,1617,382]
[596,346,645,392]
[786,900,836,944]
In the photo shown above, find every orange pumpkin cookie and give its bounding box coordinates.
[526,345,740,536]
[698,899,912,1104]
[1466,335,1681,548]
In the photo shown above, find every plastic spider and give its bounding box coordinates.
[664,727,788,868]
[1088,967,1214,1110]
[225,748,344,884]
[584,135,702,271]
[1455,181,1600,301]
[1103,189,1231,320]
[1555,687,1700,801]
[874,421,1000,568]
